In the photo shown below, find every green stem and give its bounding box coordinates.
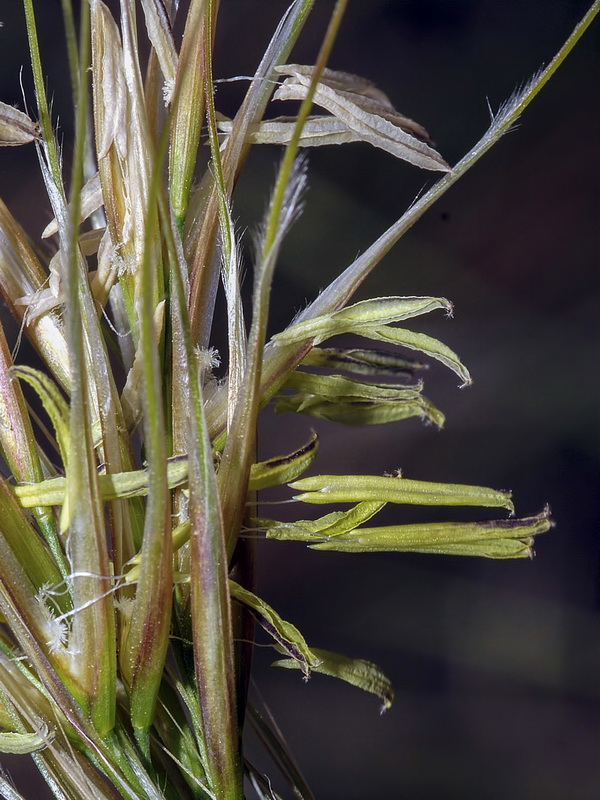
[22,0,64,196]
[60,0,80,111]
[261,0,349,258]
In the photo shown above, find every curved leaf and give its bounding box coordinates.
[0,725,54,754]
[229,581,321,677]
[12,366,70,466]
[273,647,394,712]
[272,295,452,346]
[262,500,386,542]
[363,326,471,386]
[248,431,319,490]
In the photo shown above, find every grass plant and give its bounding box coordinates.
[0,1,597,798]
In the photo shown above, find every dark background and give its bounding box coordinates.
[1,1,599,798]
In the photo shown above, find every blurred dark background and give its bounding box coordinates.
[1,1,599,798]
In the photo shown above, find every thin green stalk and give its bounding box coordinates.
[61,0,100,188]
[261,0,348,257]
[65,0,90,364]
[60,0,80,111]
[22,0,63,197]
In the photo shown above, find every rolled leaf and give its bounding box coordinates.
[276,393,444,427]
[271,295,470,385]
[310,510,552,558]
[289,473,513,511]
[276,370,444,427]
[13,454,189,507]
